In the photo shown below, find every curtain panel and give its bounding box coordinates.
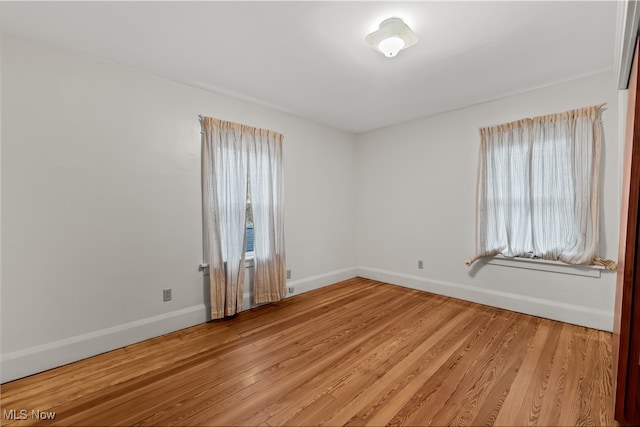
[467,105,615,269]
[201,116,286,319]
[248,129,286,305]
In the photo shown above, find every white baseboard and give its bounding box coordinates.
[1,304,207,383]
[1,267,357,383]
[287,267,358,297]
[4,265,609,383]
[239,267,357,310]
[357,266,613,332]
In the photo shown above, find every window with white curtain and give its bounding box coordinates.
[201,116,286,319]
[467,105,616,270]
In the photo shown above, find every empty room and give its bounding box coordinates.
[2,1,640,426]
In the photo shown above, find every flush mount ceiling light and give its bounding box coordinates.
[366,17,418,58]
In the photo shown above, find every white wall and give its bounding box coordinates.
[355,72,620,331]
[0,35,357,382]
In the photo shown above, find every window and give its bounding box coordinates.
[245,191,254,254]
[201,115,286,318]
[467,105,614,268]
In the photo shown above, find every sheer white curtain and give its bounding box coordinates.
[248,129,286,304]
[467,105,608,267]
[201,117,248,318]
[201,116,286,319]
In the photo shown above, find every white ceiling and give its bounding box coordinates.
[0,1,617,133]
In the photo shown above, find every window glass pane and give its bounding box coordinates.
[246,187,254,253]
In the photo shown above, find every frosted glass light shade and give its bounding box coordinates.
[365,17,418,58]
[378,36,405,57]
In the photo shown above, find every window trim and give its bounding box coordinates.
[245,253,255,268]
[484,255,604,278]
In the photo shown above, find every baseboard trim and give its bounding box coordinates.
[1,304,207,383]
[5,265,608,382]
[357,266,613,331]
[1,267,358,383]
[287,267,358,296]
[239,267,357,310]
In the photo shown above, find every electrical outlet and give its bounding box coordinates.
[418,260,424,269]
[163,288,172,302]
[288,287,294,294]
[286,269,292,279]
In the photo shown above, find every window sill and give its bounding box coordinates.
[245,253,255,268]
[484,255,604,278]
[198,254,255,275]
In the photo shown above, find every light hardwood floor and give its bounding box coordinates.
[1,278,616,426]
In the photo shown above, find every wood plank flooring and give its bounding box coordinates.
[0,278,616,426]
